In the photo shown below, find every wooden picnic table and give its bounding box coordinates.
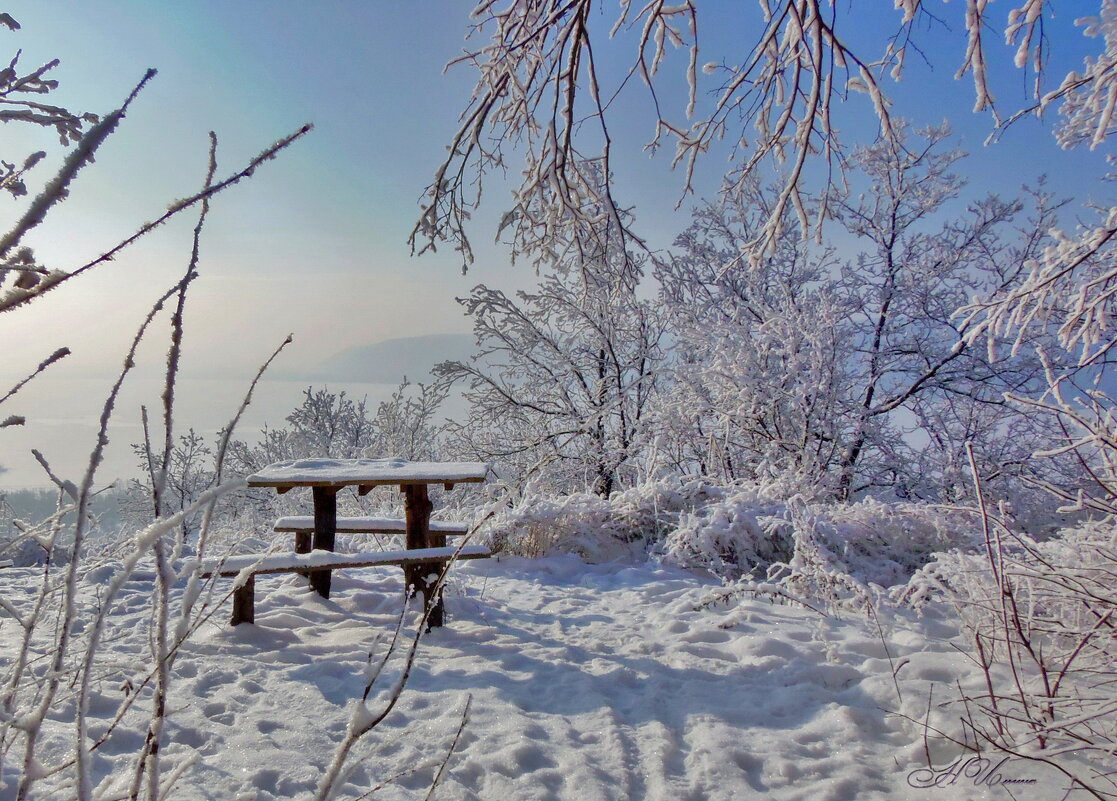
[246,457,488,626]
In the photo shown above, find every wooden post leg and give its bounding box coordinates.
[295,531,311,578]
[424,571,444,628]
[231,575,255,626]
[426,529,447,629]
[311,487,338,599]
[404,484,443,627]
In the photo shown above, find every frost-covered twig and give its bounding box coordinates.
[419,1,1113,272]
[422,694,472,801]
[14,279,175,799]
[0,346,69,409]
[314,590,418,801]
[0,69,154,264]
[194,331,293,563]
[70,482,243,801]
[0,122,313,314]
[153,133,218,528]
[315,512,495,800]
[897,453,1117,797]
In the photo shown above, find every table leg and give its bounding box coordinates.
[293,531,311,579]
[311,486,337,598]
[231,575,255,625]
[403,484,443,627]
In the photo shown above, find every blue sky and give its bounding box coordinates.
[0,2,1113,486]
[2,2,1111,374]
[1,3,497,378]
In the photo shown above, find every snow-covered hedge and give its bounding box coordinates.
[481,478,978,596]
[481,477,723,561]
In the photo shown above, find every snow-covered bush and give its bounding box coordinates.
[483,476,721,560]
[659,486,792,578]
[766,499,979,604]
[664,492,977,600]
[485,477,978,604]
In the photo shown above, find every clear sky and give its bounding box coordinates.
[0,1,1112,488]
[1,3,505,381]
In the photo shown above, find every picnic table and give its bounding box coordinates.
[211,457,490,626]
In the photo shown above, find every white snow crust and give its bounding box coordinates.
[0,555,1083,800]
[246,458,489,487]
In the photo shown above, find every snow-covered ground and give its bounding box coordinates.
[0,554,1084,800]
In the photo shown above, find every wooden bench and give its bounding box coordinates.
[200,544,491,625]
[273,516,470,553]
[247,458,490,627]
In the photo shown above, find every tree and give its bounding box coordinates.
[227,382,448,474]
[656,177,853,491]
[414,1,1117,270]
[123,428,215,545]
[825,124,1059,499]
[219,383,451,528]
[657,125,1061,502]
[439,223,664,496]
[961,195,1117,515]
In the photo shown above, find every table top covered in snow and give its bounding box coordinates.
[246,458,490,490]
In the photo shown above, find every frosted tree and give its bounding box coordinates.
[369,380,450,461]
[439,212,664,496]
[227,382,448,475]
[658,125,1061,501]
[123,429,215,544]
[656,178,854,491]
[825,124,1059,499]
[220,383,451,527]
[413,1,1117,270]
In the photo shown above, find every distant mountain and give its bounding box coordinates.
[285,333,475,384]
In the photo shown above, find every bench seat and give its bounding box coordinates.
[200,544,490,578]
[273,516,469,535]
[200,544,491,625]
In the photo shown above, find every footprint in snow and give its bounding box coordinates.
[663,619,688,635]
[237,677,265,694]
[193,668,237,696]
[682,643,737,663]
[84,689,121,718]
[167,724,208,750]
[787,662,863,690]
[201,701,235,726]
[255,719,282,734]
[681,627,732,644]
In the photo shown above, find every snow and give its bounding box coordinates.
[0,554,1084,800]
[246,458,490,487]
